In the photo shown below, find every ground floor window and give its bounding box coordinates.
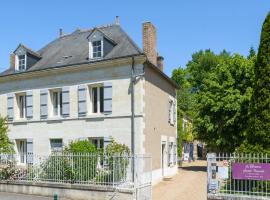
[50,139,63,152]
[17,140,27,164]
[168,142,174,166]
[89,138,104,150]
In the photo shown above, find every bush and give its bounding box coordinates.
[41,140,98,183]
[105,140,130,183]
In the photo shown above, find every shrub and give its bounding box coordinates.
[105,140,130,183]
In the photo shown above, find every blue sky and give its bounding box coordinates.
[0,1,269,76]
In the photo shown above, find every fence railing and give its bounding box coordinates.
[0,153,152,190]
[207,153,270,199]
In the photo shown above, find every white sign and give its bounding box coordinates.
[183,153,189,161]
[218,166,229,179]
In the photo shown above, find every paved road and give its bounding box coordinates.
[0,192,51,200]
[153,161,207,200]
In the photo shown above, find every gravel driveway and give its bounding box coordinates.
[153,161,207,200]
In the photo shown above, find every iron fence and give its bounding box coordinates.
[0,153,151,190]
[207,153,270,199]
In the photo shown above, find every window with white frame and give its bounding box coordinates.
[50,139,63,152]
[18,94,27,119]
[17,140,27,164]
[89,138,104,149]
[51,90,63,117]
[168,142,174,166]
[173,144,177,165]
[91,86,104,114]
[92,40,102,58]
[18,55,26,71]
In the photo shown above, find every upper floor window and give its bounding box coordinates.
[92,40,102,58]
[18,94,27,119]
[91,86,104,114]
[52,90,63,117]
[18,55,26,71]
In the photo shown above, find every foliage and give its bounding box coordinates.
[64,140,97,154]
[0,117,14,153]
[193,53,254,152]
[172,68,195,158]
[105,139,130,155]
[42,140,98,182]
[105,139,130,182]
[244,11,270,153]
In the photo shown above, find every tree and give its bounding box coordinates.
[244,12,270,153]
[172,67,195,158]
[0,117,14,153]
[188,51,254,152]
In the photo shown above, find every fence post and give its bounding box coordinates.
[207,153,217,194]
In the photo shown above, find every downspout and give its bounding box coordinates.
[131,56,135,182]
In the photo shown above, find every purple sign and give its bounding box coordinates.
[232,163,270,181]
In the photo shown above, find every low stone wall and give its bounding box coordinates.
[208,194,269,200]
[0,181,133,200]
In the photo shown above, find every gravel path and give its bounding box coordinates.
[153,161,207,200]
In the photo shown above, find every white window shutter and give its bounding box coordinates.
[62,87,70,117]
[40,89,48,119]
[78,85,87,116]
[168,100,171,123]
[26,138,33,164]
[26,91,33,119]
[7,93,14,121]
[103,82,112,113]
[173,101,176,124]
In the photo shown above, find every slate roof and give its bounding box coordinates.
[0,24,143,76]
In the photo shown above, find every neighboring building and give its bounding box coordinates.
[0,18,178,183]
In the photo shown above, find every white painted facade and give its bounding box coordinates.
[0,56,177,183]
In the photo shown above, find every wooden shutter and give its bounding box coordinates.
[168,100,172,123]
[173,101,176,124]
[78,85,87,116]
[26,91,33,119]
[40,89,48,119]
[103,82,112,113]
[62,87,70,117]
[26,138,33,164]
[7,93,14,121]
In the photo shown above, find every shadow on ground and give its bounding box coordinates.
[180,165,207,172]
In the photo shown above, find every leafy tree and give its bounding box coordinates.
[188,51,254,152]
[244,12,270,153]
[0,117,14,153]
[172,68,195,158]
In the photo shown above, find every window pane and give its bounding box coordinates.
[53,92,58,116]
[92,88,98,113]
[19,95,26,118]
[100,87,104,113]
[60,92,63,115]
[50,139,63,152]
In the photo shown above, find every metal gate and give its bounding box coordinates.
[134,154,152,200]
[207,153,270,200]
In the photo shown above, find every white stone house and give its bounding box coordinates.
[0,19,178,183]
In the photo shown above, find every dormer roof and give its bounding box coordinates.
[0,24,143,76]
[14,43,41,59]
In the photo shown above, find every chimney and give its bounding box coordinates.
[143,22,157,66]
[10,53,15,69]
[115,16,120,25]
[59,28,63,37]
[157,56,164,71]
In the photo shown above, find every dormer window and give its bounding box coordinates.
[88,29,116,60]
[18,55,26,71]
[92,41,102,58]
